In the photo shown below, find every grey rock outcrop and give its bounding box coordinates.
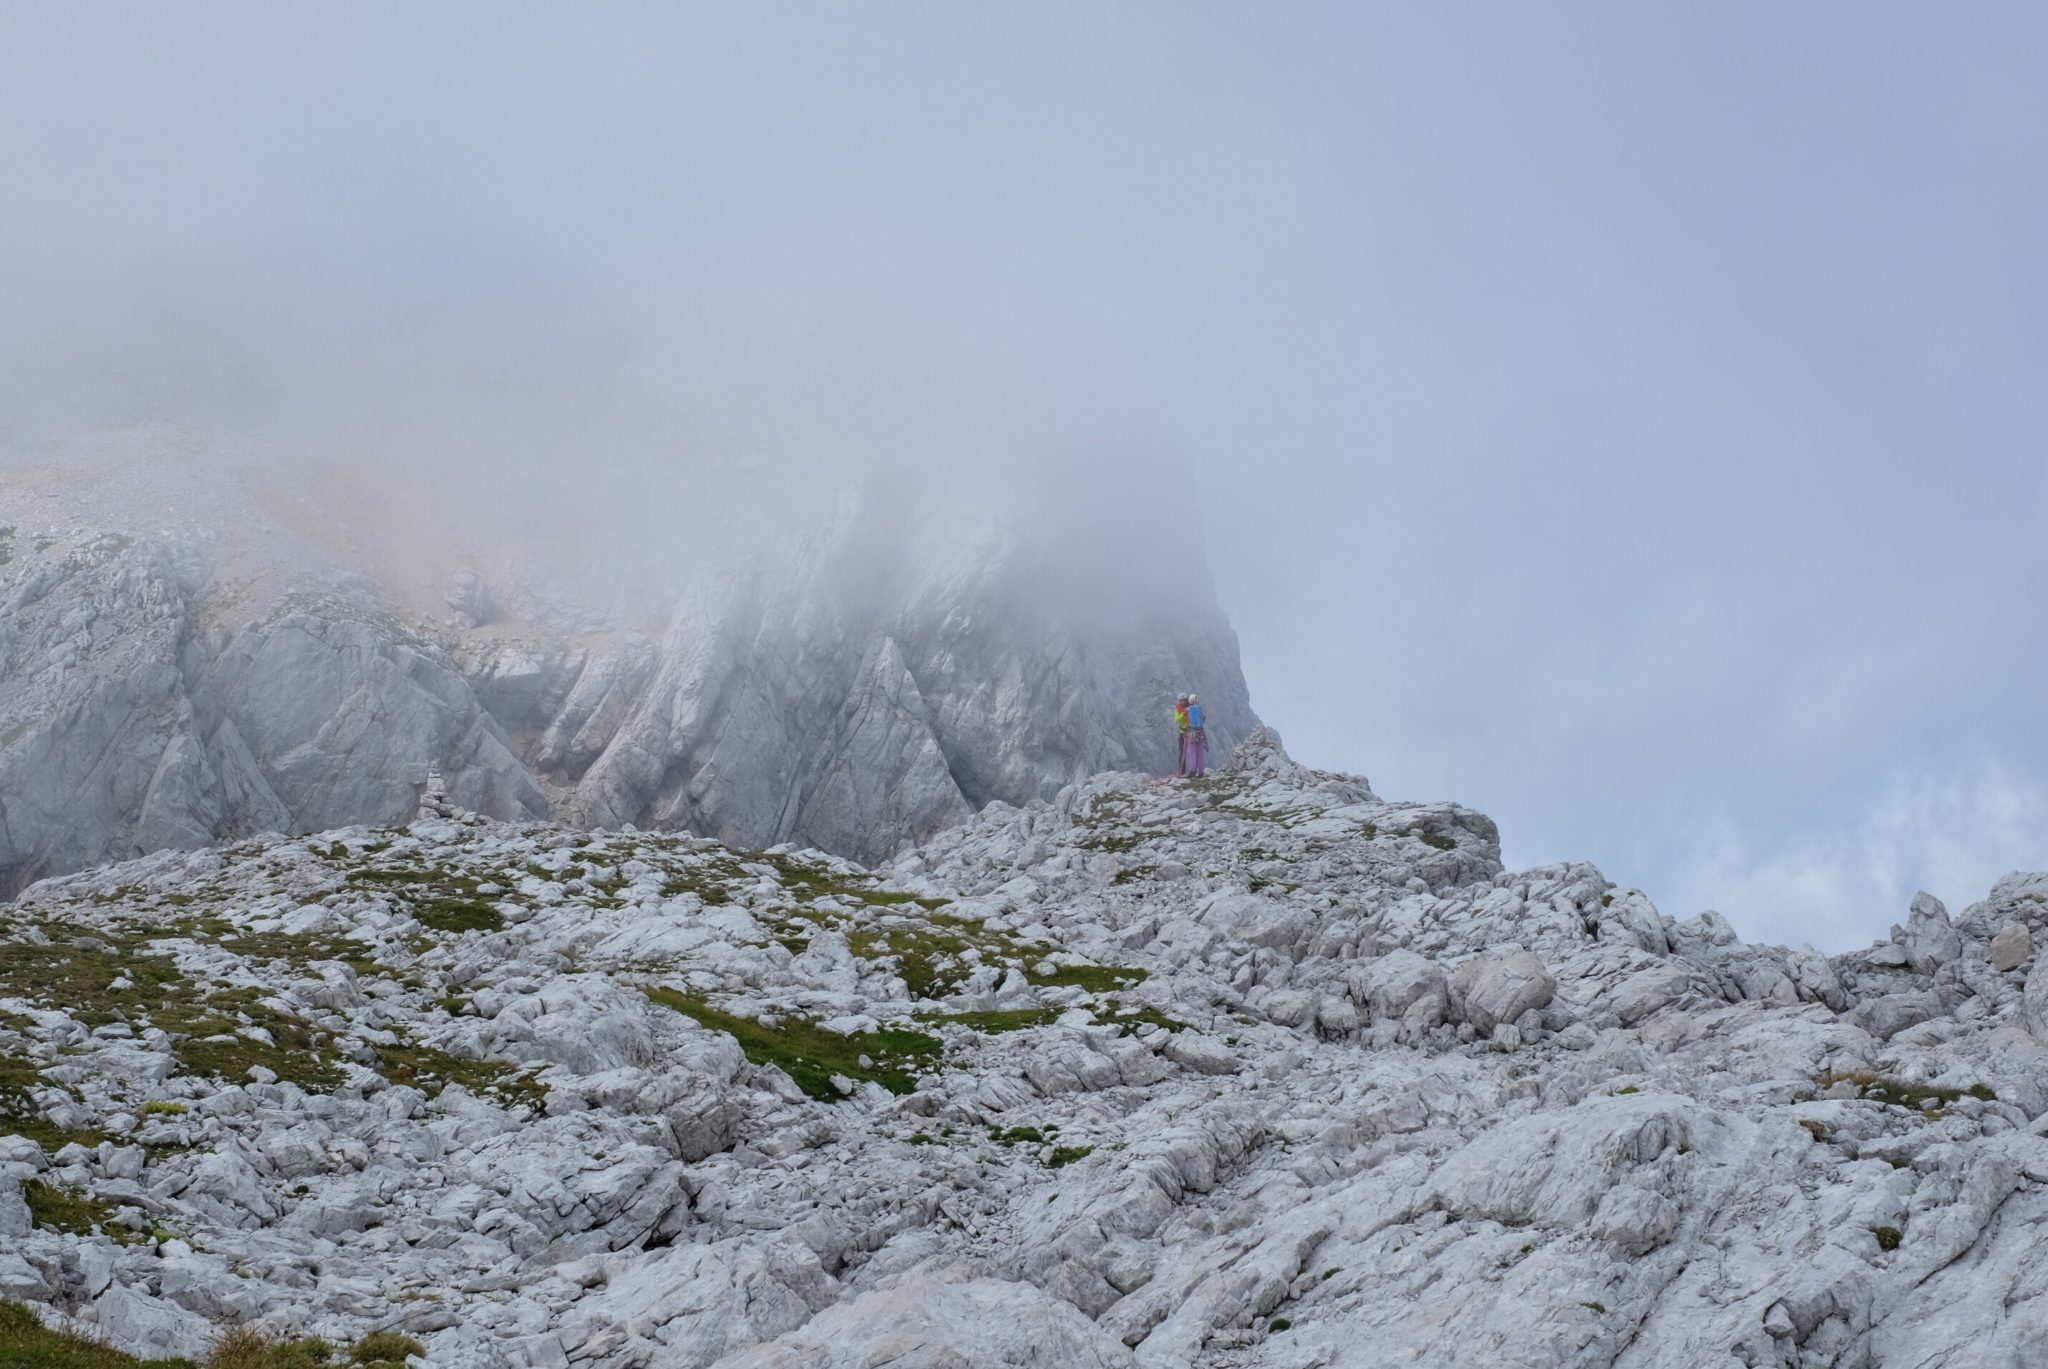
[1903,890,1961,973]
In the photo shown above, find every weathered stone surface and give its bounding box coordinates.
[1992,923,2034,972]
[1851,991,1941,1041]
[1904,890,1962,973]
[1446,950,1555,1035]
[1605,965,1694,1027]
[715,1277,1136,1368]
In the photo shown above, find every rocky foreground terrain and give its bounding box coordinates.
[6,730,2048,1367]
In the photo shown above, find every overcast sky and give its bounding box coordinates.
[3,5,2043,950]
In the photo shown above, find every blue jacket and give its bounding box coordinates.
[1188,703,1204,729]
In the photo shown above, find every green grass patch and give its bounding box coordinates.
[0,1049,109,1152]
[1111,866,1158,886]
[643,987,941,1101]
[343,1331,424,1366]
[0,930,353,1095]
[374,1041,548,1113]
[1026,964,1149,993]
[918,1007,1064,1034]
[754,854,947,910]
[844,924,978,998]
[1417,832,1457,851]
[989,1124,1049,1145]
[25,1180,143,1244]
[1098,1003,1185,1036]
[345,867,505,934]
[1047,1144,1093,1168]
[0,1303,426,1369]
[219,930,389,978]
[1819,1071,1994,1113]
[787,906,1041,1002]
[0,932,189,1029]
[408,899,502,934]
[1873,1225,1902,1251]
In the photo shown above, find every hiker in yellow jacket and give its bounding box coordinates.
[1173,694,1191,776]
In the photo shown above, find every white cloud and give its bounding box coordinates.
[1663,763,2048,953]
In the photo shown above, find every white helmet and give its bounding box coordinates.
[1188,693,1200,704]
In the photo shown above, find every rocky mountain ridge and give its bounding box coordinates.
[4,730,2047,1366]
[0,495,1253,895]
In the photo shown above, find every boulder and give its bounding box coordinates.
[445,568,491,628]
[1447,950,1555,1035]
[1606,966,1694,1027]
[1851,991,1941,1041]
[1993,924,2034,973]
[1355,949,1449,1026]
[93,1284,214,1360]
[1904,891,1962,973]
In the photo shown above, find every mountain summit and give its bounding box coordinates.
[0,464,1253,895]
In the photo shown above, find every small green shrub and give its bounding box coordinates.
[988,1125,1048,1146]
[347,1332,424,1366]
[1873,1225,1902,1251]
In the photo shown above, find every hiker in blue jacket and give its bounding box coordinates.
[1185,694,1208,777]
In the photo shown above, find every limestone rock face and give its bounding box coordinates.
[0,499,1254,890]
[4,732,2048,1367]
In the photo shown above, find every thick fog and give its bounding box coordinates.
[2,4,2043,949]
